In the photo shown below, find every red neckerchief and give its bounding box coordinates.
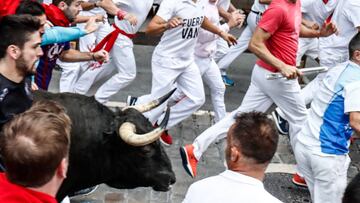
[92,24,136,64]
[42,3,70,27]
[323,0,328,4]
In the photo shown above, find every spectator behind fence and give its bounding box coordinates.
[183,111,282,203]
[0,100,71,203]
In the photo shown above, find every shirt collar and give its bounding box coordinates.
[220,170,264,188]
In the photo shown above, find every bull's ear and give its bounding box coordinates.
[102,121,117,140]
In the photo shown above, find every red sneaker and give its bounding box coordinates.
[160,130,172,146]
[292,173,307,187]
[180,144,198,178]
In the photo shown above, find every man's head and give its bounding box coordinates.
[349,32,360,64]
[52,0,82,22]
[16,0,47,35]
[0,15,43,75]
[225,112,278,172]
[0,100,71,189]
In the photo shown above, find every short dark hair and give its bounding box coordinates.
[0,100,71,187]
[343,173,360,203]
[52,0,75,6]
[16,0,45,16]
[0,14,41,59]
[230,111,278,164]
[349,32,360,59]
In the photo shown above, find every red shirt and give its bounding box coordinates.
[0,173,57,203]
[0,0,20,17]
[256,0,302,72]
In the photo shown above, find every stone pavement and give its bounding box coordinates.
[48,45,360,203]
[67,110,360,203]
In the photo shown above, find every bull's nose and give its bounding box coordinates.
[170,173,176,184]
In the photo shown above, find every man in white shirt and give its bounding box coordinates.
[183,112,282,203]
[73,0,147,104]
[133,0,236,146]
[215,0,270,86]
[295,32,360,203]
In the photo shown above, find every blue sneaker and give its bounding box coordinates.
[222,75,234,86]
[126,95,137,106]
[271,110,289,135]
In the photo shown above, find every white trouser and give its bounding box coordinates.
[74,24,136,103]
[216,11,258,74]
[169,56,226,122]
[294,142,350,203]
[296,38,319,66]
[193,64,307,160]
[136,55,205,129]
[60,21,108,93]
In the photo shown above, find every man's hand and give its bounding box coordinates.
[319,22,338,37]
[123,13,137,26]
[84,17,99,34]
[220,32,237,46]
[230,10,246,28]
[31,81,39,91]
[166,17,183,29]
[93,50,109,63]
[95,14,105,23]
[278,64,302,79]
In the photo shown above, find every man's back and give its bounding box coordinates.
[298,61,360,155]
[183,170,282,203]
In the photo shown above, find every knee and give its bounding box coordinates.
[193,92,205,107]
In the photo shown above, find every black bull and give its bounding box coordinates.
[33,91,176,200]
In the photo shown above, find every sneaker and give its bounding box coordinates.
[222,75,235,86]
[126,95,137,106]
[292,173,307,187]
[71,185,99,197]
[180,144,198,178]
[271,110,289,135]
[160,130,173,146]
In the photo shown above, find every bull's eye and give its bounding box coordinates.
[141,146,155,156]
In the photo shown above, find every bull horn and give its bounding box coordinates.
[119,107,171,146]
[122,88,176,113]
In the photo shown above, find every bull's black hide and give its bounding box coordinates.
[33,91,176,200]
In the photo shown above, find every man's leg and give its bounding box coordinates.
[193,65,273,160]
[158,61,205,128]
[201,58,226,122]
[312,154,350,203]
[140,58,182,124]
[95,45,136,103]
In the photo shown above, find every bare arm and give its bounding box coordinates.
[350,112,360,134]
[81,2,97,11]
[218,6,232,22]
[259,0,272,4]
[145,15,182,36]
[59,49,108,63]
[249,27,300,79]
[201,17,237,45]
[300,22,337,38]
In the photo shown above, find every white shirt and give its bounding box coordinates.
[298,61,360,156]
[301,0,337,26]
[183,170,283,203]
[113,0,154,34]
[154,0,205,59]
[251,0,268,13]
[195,1,229,58]
[319,0,360,61]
